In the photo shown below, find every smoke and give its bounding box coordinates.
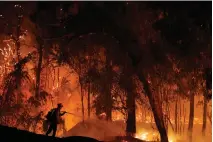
[63,119,126,141]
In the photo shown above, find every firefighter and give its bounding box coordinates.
[45,103,67,137]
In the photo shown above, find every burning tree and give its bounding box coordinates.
[0,2,211,141]
[0,3,54,134]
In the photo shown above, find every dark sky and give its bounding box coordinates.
[0,1,211,26]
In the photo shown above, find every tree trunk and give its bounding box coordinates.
[57,67,60,88]
[15,37,21,61]
[87,82,91,118]
[202,91,207,136]
[203,68,211,135]
[53,68,55,87]
[188,92,194,142]
[207,110,212,124]
[137,73,169,142]
[175,99,178,133]
[105,88,112,121]
[35,45,43,98]
[124,53,136,136]
[183,104,186,133]
[14,19,22,101]
[80,83,85,122]
[165,89,169,132]
[15,15,22,61]
[205,68,212,100]
[126,92,136,136]
[105,55,112,121]
[182,102,185,134]
[45,67,48,89]
[179,100,182,134]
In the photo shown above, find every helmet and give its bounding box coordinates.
[57,103,63,108]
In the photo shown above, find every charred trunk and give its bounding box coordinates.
[35,45,43,98]
[179,100,182,134]
[137,73,169,142]
[207,110,212,124]
[80,83,85,122]
[188,92,194,142]
[105,54,112,121]
[175,99,178,133]
[183,104,186,133]
[124,54,136,136]
[105,88,112,121]
[202,90,208,136]
[126,92,136,136]
[87,82,91,118]
[203,68,211,135]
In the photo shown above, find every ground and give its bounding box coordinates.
[0,125,147,142]
[0,125,99,142]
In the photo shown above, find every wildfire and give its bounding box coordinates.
[135,132,156,141]
[135,131,175,142]
[135,132,149,140]
[0,40,16,77]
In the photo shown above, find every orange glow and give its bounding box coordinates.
[0,18,211,142]
[135,131,175,142]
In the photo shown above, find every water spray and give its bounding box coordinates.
[62,111,82,118]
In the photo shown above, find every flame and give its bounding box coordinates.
[0,39,16,78]
[135,132,149,140]
[135,131,175,142]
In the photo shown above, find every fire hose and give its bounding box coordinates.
[43,111,83,132]
[61,111,82,118]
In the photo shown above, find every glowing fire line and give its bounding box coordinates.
[135,131,175,142]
